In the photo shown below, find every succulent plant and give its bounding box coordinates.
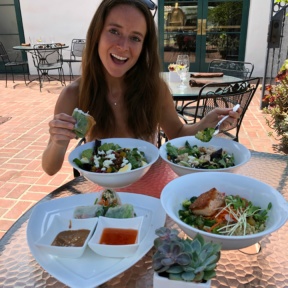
[152,227,221,283]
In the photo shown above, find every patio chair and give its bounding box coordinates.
[62,39,85,82]
[208,59,254,79]
[179,77,260,142]
[31,43,66,92]
[0,41,29,88]
[178,59,255,123]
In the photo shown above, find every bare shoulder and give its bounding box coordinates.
[159,78,173,103]
[54,79,80,115]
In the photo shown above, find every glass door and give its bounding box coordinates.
[159,0,250,72]
[0,0,27,73]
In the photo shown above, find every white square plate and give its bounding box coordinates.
[26,192,166,288]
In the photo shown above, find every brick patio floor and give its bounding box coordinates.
[0,75,285,239]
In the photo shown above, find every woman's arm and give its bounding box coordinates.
[159,81,240,140]
[42,81,80,175]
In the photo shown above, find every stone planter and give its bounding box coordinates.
[153,272,211,288]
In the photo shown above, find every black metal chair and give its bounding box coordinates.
[62,39,85,82]
[0,41,29,88]
[31,43,66,92]
[179,77,260,142]
[208,59,254,79]
[180,59,255,124]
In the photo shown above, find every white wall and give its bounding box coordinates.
[19,0,102,75]
[245,0,272,77]
[20,0,269,77]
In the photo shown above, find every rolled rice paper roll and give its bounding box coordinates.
[73,204,105,219]
[105,204,135,218]
[72,108,96,139]
[97,189,122,207]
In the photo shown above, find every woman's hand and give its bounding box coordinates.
[203,107,242,130]
[49,113,77,144]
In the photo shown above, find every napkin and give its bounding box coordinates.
[55,43,66,47]
[190,72,224,78]
[189,79,227,87]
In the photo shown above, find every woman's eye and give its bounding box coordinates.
[130,36,141,42]
[109,29,119,35]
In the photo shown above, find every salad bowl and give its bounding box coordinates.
[68,138,159,188]
[160,172,288,250]
[159,136,250,176]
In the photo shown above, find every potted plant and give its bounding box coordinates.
[262,59,288,150]
[152,227,221,288]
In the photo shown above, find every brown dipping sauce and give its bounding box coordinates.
[51,229,90,247]
[100,228,138,245]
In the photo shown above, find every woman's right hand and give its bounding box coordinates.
[48,113,77,144]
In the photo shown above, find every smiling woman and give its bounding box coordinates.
[41,0,241,177]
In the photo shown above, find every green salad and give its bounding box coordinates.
[166,141,235,169]
[73,141,148,173]
[179,194,272,236]
[195,128,215,142]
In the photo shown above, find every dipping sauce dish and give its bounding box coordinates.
[88,216,144,258]
[35,215,98,258]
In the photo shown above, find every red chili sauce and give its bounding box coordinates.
[100,228,138,245]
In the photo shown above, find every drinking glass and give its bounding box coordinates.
[176,54,189,88]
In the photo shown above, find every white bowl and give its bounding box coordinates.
[35,215,98,258]
[159,136,251,176]
[69,138,159,188]
[160,172,288,250]
[88,216,143,258]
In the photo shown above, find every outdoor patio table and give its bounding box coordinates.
[0,151,288,287]
[161,72,242,101]
[13,44,69,88]
[13,44,69,52]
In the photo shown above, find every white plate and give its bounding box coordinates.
[27,192,166,288]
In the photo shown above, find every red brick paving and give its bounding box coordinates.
[0,76,285,239]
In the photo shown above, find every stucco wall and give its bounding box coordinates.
[19,0,102,75]
[19,0,270,77]
[245,0,272,78]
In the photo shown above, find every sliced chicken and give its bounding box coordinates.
[189,188,225,216]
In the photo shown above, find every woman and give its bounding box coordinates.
[42,0,240,175]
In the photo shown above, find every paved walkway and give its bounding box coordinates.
[0,75,285,239]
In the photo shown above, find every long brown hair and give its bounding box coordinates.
[79,0,162,141]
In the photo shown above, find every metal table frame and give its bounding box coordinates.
[13,44,69,89]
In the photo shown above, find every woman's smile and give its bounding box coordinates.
[111,53,128,64]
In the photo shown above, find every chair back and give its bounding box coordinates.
[181,77,260,141]
[32,44,63,70]
[208,59,254,79]
[0,41,10,64]
[70,39,85,59]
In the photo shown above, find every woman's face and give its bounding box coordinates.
[98,4,147,78]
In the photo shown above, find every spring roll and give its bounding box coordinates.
[72,108,96,139]
[73,204,105,219]
[97,189,122,207]
[105,204,135,218]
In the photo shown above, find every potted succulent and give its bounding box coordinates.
[152,227,221,288]
[262,59,288,150]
